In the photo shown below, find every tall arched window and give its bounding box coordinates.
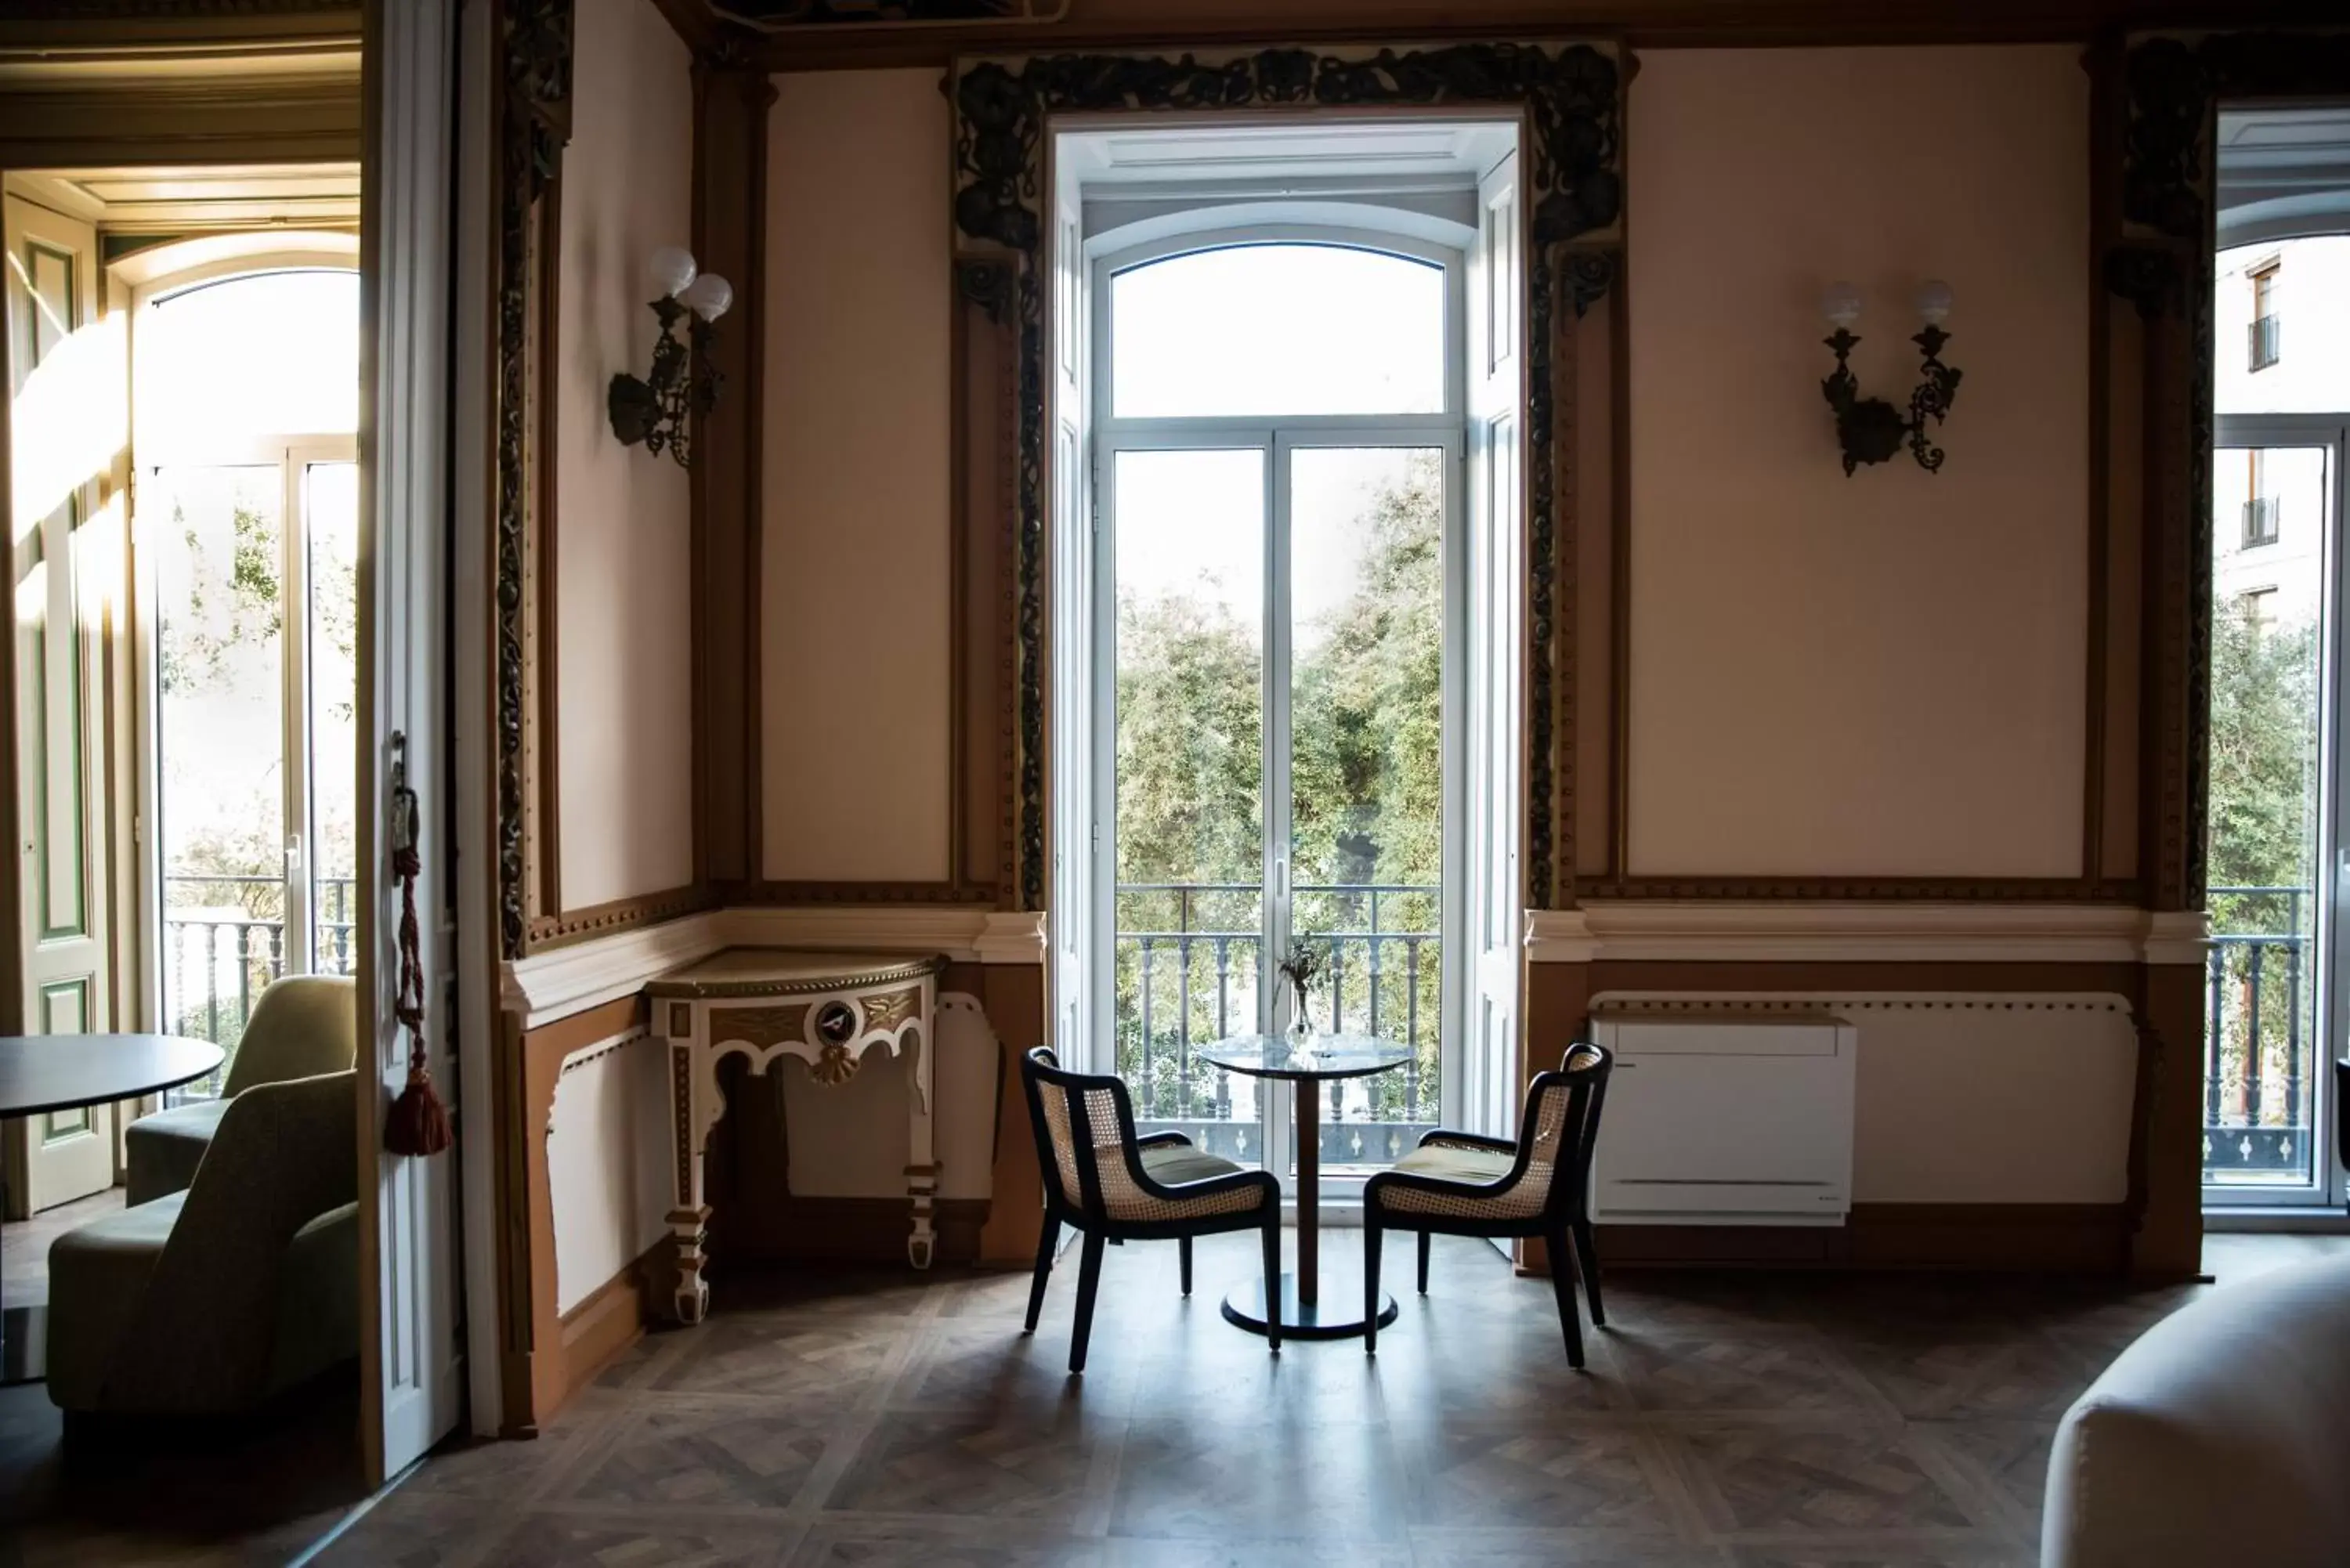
[1092,228,1465,1183]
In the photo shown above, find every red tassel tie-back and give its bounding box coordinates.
[384,833,453,1158]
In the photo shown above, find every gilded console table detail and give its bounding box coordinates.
[647,949,946,1324]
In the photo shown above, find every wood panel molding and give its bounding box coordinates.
[1596,1201,2134,1272]
[495,994,643,1434]
[687,57,772,889]
[648,3,2350,74]
[1524,955,2199,1278]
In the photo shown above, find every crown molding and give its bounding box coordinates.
[501,910,728,1029]
[1528,902,2214,966]
[974,910,1049,965]
[499,903,1040,1029]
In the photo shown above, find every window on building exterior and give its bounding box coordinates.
[2249,261,2281,371]
[2243,449,2280,546]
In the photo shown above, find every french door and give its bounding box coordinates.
[1096,428,1462,1189]
[2205,417,2348,1206]
[4,192,123,1216]
[139,439,359,1092]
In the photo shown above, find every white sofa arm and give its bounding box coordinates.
[2043,1254,2350,1568]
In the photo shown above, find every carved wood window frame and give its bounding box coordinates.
[2099,28,2350,918]
[946,41,1626,914]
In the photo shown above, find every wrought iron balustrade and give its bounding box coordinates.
[2204,884,2316,1184]
[163,873,358,1097]
[2242,495,2281,547]
[2249,312,2282,372]
[1114,880,1442,1165]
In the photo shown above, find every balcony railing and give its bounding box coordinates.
[2249,312,2281,371]
[1115,880,1441,1168]
[164,873,357,1098]
[2242,495,2280,547]
[2204,884,2316,1185]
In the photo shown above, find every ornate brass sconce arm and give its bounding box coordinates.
[1819,323,1962,477]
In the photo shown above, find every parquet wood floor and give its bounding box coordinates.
[1,1229,2339,1566]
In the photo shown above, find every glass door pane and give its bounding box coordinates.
[2205,442,2332,1195]
[304,460,359,977]
[1287,446,1447,1176]
[1112,446,1269,1164]
[151,462,287,1091]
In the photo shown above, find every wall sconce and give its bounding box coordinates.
[607,244,731,469]
[1818,280,1963,476]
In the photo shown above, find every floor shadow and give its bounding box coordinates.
[0,1365,367,1564]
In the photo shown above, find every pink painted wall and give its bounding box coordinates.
[761,70,954,883]
[552,0,696,908]
[1625,47,2092,879]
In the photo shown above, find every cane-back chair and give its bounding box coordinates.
[1020,1046,1285,1371]
[1362,1042,1613,1364]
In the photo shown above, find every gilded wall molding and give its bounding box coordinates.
[493,0,719,956]
[494,0,575,959]
[707,0,1064,27]
[947,40,1624,911]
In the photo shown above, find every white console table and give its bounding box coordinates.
[645,948,945,1324]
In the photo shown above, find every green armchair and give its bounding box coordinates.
[46,1070,359,1418]
[125,975,356,1206]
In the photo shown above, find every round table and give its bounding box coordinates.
[1194,1033,1413,1341]
[0,1033,226,1386]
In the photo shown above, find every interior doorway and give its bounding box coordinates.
[0,172,374,1470]
[133,262,361,1101]
[2,168,361,1220]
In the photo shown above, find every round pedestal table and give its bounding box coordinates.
[1194,1033,1413,1341]
[0,1033,226,1385]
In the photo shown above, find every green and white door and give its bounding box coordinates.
[4,192,122,1216]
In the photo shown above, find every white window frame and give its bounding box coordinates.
[2207,413,2350,1211]
[1086,222,1470,1196]
[124,255,360,1055]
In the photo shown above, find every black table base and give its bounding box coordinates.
[1220,1274,1398,1341]
[2,1303,45,1387]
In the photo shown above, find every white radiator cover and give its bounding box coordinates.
[1586,992,2140,1222]
[1590,1010,1857,1226]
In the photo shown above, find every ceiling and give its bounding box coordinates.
[7,162,359,232]
[2218,106,2350,247]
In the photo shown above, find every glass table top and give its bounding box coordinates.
[1194,1033,1415,1082]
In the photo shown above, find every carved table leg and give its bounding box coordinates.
[906,1018,938,1269]
[669,1204,712,1324]
[667,1039,713,1324]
